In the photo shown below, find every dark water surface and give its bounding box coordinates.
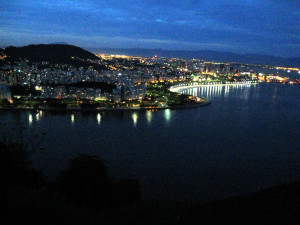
[1,83,300,201]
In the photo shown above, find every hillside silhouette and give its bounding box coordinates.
[4,44,99,63]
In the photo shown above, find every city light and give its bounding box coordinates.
[0,44,297,113]
[1,2,299,221]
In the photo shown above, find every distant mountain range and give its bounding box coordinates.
[89,47,300,68]
[2,44,299,68]
[4,44,99,63]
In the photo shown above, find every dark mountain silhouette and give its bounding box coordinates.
[4,44,299,68]
[4,44,99,63]
[90,47,300,67]
[49,41,69,45]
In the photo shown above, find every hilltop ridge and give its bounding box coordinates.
[4,44,99,63]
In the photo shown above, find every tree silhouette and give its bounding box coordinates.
[0,142,44,196]
[113,178,141,206]
[55,154,112,209]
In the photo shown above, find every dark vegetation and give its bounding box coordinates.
[4,44,106,71]
[176,182,300,225]
[1,141,299,224]
[1,98,116,109]
[0,98,13,107]
[0,143,141,225]
[146,82,199,106]
[10,85,41,96]
[38,82,116,93]
[4,44,98,63]
[5,83,116,101]
[67,81,116,93]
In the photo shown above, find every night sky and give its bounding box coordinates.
[1,0,300,57]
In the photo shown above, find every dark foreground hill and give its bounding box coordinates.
[4,44,99,63]
[176,181,300,225]
[2,141,299,225]
[1,141,299,225]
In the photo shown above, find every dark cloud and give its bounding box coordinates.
[0,0,299,57]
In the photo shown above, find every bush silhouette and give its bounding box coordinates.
[55,154,113,209]
[0,147,142,224]
[0,142,44,194]
[54,154,141,210]
[113,179,141,206]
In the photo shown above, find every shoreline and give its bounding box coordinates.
[0,83,219,112]
[170,82,258,92]
[0,100,211,112]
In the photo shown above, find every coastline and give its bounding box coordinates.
[170,82,259,92]
[0,100,211,112]
[0,82,223,112]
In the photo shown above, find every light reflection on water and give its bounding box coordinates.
[179,84,254,101]
[71,114,75,125]
[164,109,171,122]
[97,113,101,125]
[28,114,33,125]
[4,83,300,202]
[26,109,174,126]
[146,111,152,124]
[132,112,138,127]
[26,85,256,126]
[36,112,40,121]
